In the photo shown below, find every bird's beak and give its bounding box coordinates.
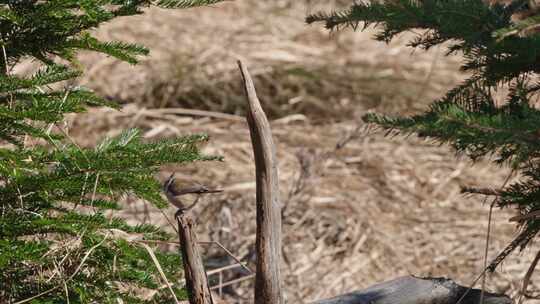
[204,189,224,194]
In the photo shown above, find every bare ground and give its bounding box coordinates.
[65,0,540,302]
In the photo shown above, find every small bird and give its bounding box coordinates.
[163,173,223,216]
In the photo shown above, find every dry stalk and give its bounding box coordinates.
[139,242,181,304]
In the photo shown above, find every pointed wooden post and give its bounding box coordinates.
[238,60,283,304]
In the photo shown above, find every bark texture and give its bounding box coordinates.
[177,214,214,304]
[314,276,512,304]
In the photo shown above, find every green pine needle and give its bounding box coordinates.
[315,0,540,268]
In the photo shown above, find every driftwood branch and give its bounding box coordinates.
[313,276,511,304]
[176,213,214,304]
[238,60,283,304]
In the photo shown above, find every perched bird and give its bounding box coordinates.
[163,173,223,216]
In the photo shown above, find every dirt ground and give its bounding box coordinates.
[67,0,540,302]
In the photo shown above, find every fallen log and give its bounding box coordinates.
[314,276,512,304]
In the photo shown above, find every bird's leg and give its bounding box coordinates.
[174,195,202,219]
[184,194,201,212]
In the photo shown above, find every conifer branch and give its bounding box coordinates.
[154,0,226,8]
[313,0,540,271]
[0,1,226,302]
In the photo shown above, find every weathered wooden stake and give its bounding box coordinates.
[238,60,283,304]
[176,213,214,304]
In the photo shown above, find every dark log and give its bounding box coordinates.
[314,276,512,304]
[238,60,284,304]
[176,213,214,304]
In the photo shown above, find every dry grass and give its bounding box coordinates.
[79,1,461,119]
[65,0,540,302]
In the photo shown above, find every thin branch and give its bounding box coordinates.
[519,250,540,304]
[461,186,502,196]
[209,274,256,291]
[509,210,540,223]
[142,107,244,122]
[198,241,254,274]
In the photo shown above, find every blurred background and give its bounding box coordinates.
[62,0,538,302]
